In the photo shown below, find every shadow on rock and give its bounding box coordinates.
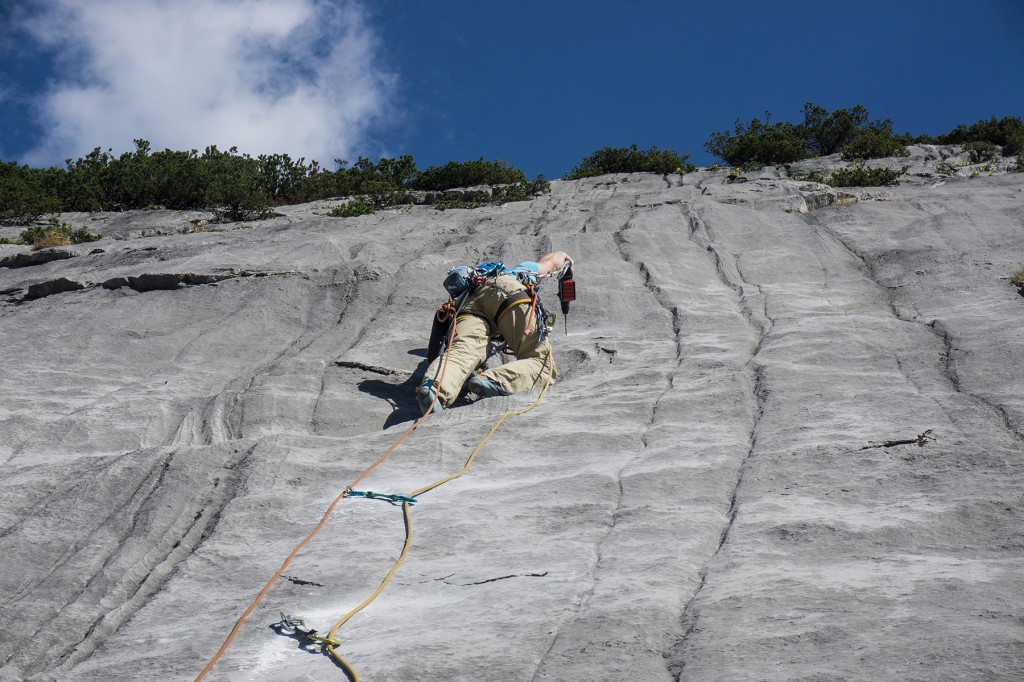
[356,352,435,428]
[358,373,424,429]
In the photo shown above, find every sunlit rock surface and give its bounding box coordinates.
[2,147,1023,681]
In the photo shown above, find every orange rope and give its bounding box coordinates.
[195,318,459,681]
[435,298,455,323]
[523,284,539,336]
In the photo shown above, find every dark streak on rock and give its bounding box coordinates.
[282,575,326,587]
[451,571,548,586]
[858,430,934,451]
[24,277,86,300]
[335,360,410,377]
[102,272,237,292]
[18,270,292,302]
[0,249,78,269]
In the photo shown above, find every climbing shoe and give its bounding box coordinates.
[417,382,443,415]
[468,374,511,398]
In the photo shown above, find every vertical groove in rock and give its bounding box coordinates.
[668,203,774,676]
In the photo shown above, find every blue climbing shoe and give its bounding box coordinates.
[417,382,443,415]
[468,374,511,398]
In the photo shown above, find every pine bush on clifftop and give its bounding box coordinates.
[930,116,1024,157]
[564,145,695,179]
[407,158,526,191]
[705,103,909,167]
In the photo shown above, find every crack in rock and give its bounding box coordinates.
[334,360,411,377]
[24,276,86,299]
[15,269,298,302]
[101,272,240,292]
[858,429,934,451]
[443,571,549,586]
[670,204,774,677]
[282,575,326,587]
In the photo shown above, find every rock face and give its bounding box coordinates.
[1,150,1023,681]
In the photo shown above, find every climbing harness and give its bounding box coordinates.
[494,289,532,323]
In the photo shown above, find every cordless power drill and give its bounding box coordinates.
[558,264,575,335]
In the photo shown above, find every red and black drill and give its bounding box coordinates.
[558,263,575,335]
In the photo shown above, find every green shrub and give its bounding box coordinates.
[59,147,113,211]
[409,158,526,191]
[256,153,316,204]
[328,201,376,218]
[936,116,1024,157]
[708,103,911,166]
[827,164,908,187]
[358,180,407,209]
[20,217,100,248]
[273,154,418,207]
[370,155,419,188]
[0,161,62,225]
[144,147,209,209]
[706,114,808,167]
[201,146,273,221]
[433,193,486,211]
[492,177,551,201]
[795,171,829,184]
[564,145,695,180]
[1012,156,1024,173]
[840,122,909,160]
[0,145,546,217]
[1003,136,1024,158]
[962,140,999,163]
[334,155,417,197]
[801,103,868,156]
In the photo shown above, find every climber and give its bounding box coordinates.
[417,251,574,414]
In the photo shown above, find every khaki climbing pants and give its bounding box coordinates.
[420,295,556,408]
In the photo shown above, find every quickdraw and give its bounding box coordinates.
[271,614,342,650]
[345,489,418,504]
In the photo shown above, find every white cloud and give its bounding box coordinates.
[20,0,396,166]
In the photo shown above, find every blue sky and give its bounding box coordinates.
[2,0,1023,178]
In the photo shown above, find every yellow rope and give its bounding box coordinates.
[324,500,412,681]
[194,319,459,681]
[322,343,555,678]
